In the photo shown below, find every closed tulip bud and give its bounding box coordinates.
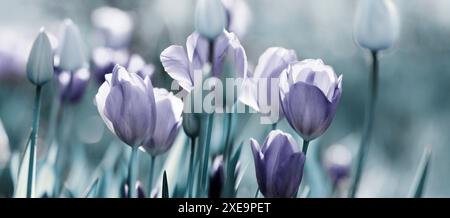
[95,65,156,146]
[26,28,54,86]
[250,130,305,198]
[142,88,183,156]
[354,0,399,51]
[182,112,201,138]
[195,0,226,40]
[209,155,224,198]
[59,19,85,71]
[280,59,342,142]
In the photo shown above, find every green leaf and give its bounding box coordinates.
[409,145,432,198]
[83,178,99,198]
[162,171,169,198]
[13,134,32,198]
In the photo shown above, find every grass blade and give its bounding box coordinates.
[409,145,432,198]
[162,171,169,198]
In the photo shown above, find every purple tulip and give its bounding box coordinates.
[142,88,183,156]
[250,130,305,198]
[56,68,90,103]
[279,59,342,142]
[160,30,247,92]
[95,64,156,146]
[91,47,154,85]
[240,47,297,122]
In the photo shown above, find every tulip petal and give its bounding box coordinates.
[250,138,266,195]
[274,152,305,198]
[105,80,151,145]
[95,81,114,134]
[281,81,337,141]
[213,31,247,78]
[186,32,209,70]
[160,45,194,91]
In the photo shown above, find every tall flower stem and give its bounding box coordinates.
[350,50,379,198]
[302,140,310,156]
[188,137,196,198]
[127,145,139,198]
[27,85,42,198]
[200,113,214,193]
[147,155,155,197]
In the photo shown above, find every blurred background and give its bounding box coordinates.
[1,0,450,197]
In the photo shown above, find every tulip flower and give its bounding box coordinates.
[91,6,134,49]
[95,64,156,146]
[209,155,224,198]
[26,28,54,86]
[55,19,90,104]
[351,0,398,198]
[141,88,182,196]
[250,130,305,198]
[161,31,247,91]
[95,65,156,197]
[354,0,399,51]
[240,47,297,124]
[279,59,342,154]
[195,0,226,40]
[58,19,85,72]
[25,27,54,198]
[91,47,154,85]
[142,88,183,156]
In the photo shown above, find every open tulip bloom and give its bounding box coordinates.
[280,59,342,151]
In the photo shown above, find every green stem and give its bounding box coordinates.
[350,50,379,198]
[188,137,196,198]
[127,145,139,198]
[27,85,42,198]
[254,188,259,198]
[271,123,277,131]
[200,113,214,194]
[302,140,310,156]
[148,155,155,197]
[224,112,233,159]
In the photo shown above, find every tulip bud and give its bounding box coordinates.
[209,155,224,198]
[250,130,306,198]
[182,112,201,138]
[195,0,226,40]
[26,28,54,86]
[354,0,399,51]
[59,19,85,71]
